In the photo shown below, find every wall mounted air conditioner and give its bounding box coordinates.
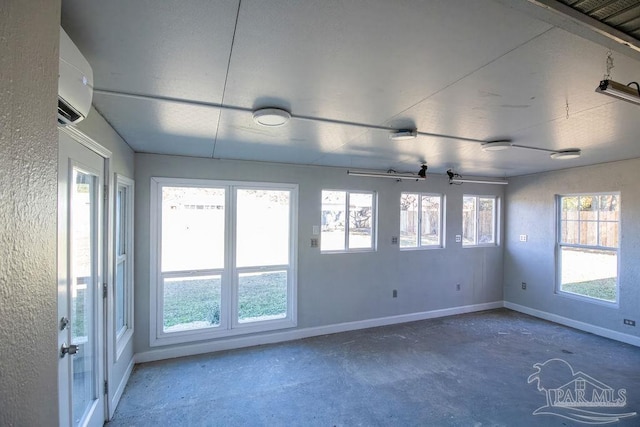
[58,26,93,125]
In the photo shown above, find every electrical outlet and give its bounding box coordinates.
[392,289,397,298]
[456,284,461,291]
[519,234,528,242]
[391,236,399,245]
[310,238,318,248]
[624,319,636,326]
[455,235,462,243]
[521,282,527,290]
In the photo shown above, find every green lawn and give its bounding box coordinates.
[562,277,616,302]
[163,272,287,329]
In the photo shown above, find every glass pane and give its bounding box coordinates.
[562,196,578,220]
[163,275,221,332]
[161,187,225,272]
[400,193,418,248]
[599,222,619,248]
[462,196,476,245]
[421,195,441,246]
[116,186,126,256]
[599,195,619,220]
[561,220,579,244]
[349,193,373,249]
[478,197,495,244]
[115,260,125,335]
[70,169,96,425]
[579,196,596,220]
[579,221,598,246]
[236,189,290,268]
[321,191,346,251]
[560,247,617,302]
[238,271,287,323]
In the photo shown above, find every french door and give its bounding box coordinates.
[58,130,106,427]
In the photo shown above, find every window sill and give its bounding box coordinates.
[555,289,619,308]
[150,317,297,348]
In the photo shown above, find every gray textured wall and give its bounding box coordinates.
[0,0,61,424]
[504,159,640,337]
[134,153,505,354]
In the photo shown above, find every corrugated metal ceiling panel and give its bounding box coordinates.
[559,0,640,38]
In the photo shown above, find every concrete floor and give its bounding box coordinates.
[108,309,640,426]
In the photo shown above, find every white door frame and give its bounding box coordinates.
[58,126,113,426]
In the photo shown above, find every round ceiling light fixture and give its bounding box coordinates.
[252,107,291,127]
[481,140,512,151]
[550,149,581,160]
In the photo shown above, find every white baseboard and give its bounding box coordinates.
[109,357,135,419]
[504,301,640,347]
[135,301,503,363]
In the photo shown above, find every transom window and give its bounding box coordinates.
[557,193,619,304]
[400,192,444,249]
[321,190,376,252]
[150,178,297,346]
[463,195,498,246]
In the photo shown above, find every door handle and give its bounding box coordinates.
[60,343,80,358]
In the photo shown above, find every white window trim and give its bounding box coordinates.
[114,174,134,361]
[462,194,499,247]
[555,192,620,307]
[321,189,377,253]
[149,177,298,347]
[400,192,445,250]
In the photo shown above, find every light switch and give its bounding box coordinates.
[312,226,320,235]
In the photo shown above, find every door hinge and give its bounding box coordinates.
[103,282,108,299]
[104,380,109,395]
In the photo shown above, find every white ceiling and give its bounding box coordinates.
[61,0,640,178]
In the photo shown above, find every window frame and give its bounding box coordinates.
[399,192,445,250]
[462,195,499,247]
[555,192,620,306]
[149,177,298,347]
[320,189,377,253]
[113,174,134,360]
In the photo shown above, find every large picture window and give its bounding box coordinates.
[557,193,619,304]
[400,193,444,249]
[463,195,498,246]
[150,178,297,346]
[321,190,376,252]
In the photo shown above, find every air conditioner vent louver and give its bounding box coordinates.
[57,98,82,125]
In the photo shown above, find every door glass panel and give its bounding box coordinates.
[236,189,290,268]
[161,187,225,272]
[163,275,222,332]
[70,168,96,425]
[238,271,287,323]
